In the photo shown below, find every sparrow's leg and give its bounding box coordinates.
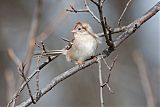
[91,56,97,61]
[75,60,85,65]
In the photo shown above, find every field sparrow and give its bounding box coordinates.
[36,22,101,64]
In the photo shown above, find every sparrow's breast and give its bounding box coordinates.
[72,35,98,61]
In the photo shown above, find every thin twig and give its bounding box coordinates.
[90,0,99,6]
[84,0,101,23]
[101,0,106,5]
[35,55,41,101]
[104,17,112,41]
[66,0,101,23]
[41,41,52,61]
[66,6,88,13]
[19,66,35,104]
[35,71,41,101]
[60,37,71,43]
[7,69,39,107]
[102,56,110,69]
[118,0,132,26]
[7,48,35,105]
[98,60,104,107]
[101,55,118,93]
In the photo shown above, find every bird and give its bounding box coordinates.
[35,22,101,64]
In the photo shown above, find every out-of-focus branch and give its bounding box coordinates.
[23,0,43,75]
[133,50,157,107]
[8,48,22,69]
[16,1,160,107]
[5,69,16,105]
[7,0,43,107]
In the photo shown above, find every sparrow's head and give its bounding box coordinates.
[71,22,93,35]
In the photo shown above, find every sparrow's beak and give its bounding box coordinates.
[71,29,76,33]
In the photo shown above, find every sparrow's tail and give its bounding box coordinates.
[34,49,67,57]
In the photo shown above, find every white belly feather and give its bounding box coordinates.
[73,35,98,61]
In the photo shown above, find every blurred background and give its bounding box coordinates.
[0,0,159,107]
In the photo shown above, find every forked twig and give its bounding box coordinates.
[66,0,101,23]
[101,55,118,93]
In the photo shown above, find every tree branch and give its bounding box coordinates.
[114,1,160,47]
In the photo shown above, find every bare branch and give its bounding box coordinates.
[35,70,40,101]
[101,0,106,5]
[84,0,101,23]
[66,1,101,23]
[35,55,41,101]
[118,0,132,26]
[60,37,71,43]
[90,0,99,6]
[97,0,114,48]
[19,66,35,104]
[101,55,118,93]
[114,1,160,47]
[66,5,88,13]
[98,60,104,107]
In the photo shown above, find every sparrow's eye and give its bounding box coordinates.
[78,27,81,31]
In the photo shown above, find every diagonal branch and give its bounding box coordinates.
[114,1,160,47]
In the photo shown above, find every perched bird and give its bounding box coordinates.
[36,22,101,64]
